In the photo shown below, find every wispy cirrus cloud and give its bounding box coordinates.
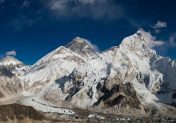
[169,33,176,47]
[21,0,30,8]
[151,20,176,48]
[5,50,16,56]
[0,0,4,4]
[46,0,124,20]
[0,50,17,59]
[153,21,167,29]
[12,15,34,30]
[0,0,42,30]
[139,28,165,48]
[142,20,176,57]
[152,20,167,33]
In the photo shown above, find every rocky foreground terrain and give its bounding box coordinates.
[0,103,176,123]
[0,30,176,122]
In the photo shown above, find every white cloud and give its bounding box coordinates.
[153,33,176,56]
[169,34,176,47]
[78,0,97,4]
[152,21,167,34]
[85,39,99,52]
[12,15,35,30]
[138,28,176,57]
[74,37,99,51]
[21,0,30,8]
[5,50,16,56]
[153,21,167,29]
[47,0,123,20]
[139,28,165,48]
[0,0,4,4]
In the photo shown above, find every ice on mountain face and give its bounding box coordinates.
[100,32,164,105]
[0,56,30,100]
[0,67,25,98]
[153,57,176,104]
[109,32,176,105]
[0,56,29,76]
[0,76,24,98]
[67,59,109,107]
[43,59,109,107]
[102,33,152,77]
[65,37,100,60]
[44,58,143,109]
[21,46,85,89]
[30,46,83,67]
[0,56,23,66]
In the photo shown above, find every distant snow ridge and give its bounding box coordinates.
[0,56,22,66]
[0,56,29,76]
[0,56,29,98]
[0,30,176,113]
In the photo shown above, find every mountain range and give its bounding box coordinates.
[0,30,176,122]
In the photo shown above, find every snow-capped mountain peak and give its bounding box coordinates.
[65,37,100,60]
[31,46,83,68]
[65,36,90,49]
[120,31,147,49]
[73,36,87,43]
[119,31,157,58]
[21,45,86,89]
[0,56,23,66]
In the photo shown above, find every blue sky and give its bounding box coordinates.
[0,0,176,64]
